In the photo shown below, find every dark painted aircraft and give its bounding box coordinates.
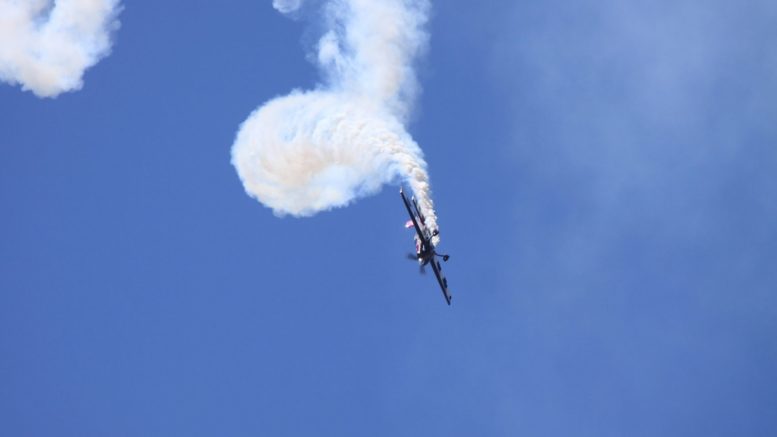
[400,187,452,305]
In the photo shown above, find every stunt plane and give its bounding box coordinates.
[400,187,452,305]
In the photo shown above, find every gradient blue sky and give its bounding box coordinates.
[2,1,776,436]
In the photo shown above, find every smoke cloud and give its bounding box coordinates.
[232,0,440,243]
[0,0,122,98]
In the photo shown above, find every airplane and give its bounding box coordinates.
[400,187,452,305]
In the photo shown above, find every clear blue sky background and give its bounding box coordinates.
[2,1,776,436]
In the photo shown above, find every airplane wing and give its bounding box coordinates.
[429,255,452,305]
[401,187,451,306]
[400,188,429,245]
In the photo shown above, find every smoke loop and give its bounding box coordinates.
[0,0,122,97]
[232,0,439,242]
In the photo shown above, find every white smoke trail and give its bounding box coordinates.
[0,0,122,98]
[232,0,440,244]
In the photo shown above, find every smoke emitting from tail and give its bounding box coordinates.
[0,0,122,98]
[232,0,440,244]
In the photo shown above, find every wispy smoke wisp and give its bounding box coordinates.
[272,0,302,14]
[0,0,122,98]
[232,0,439,241]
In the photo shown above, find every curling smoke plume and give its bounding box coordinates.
[232,0,440,244]
[0,0,121,97]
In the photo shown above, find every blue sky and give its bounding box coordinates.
[2,1,776,436]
